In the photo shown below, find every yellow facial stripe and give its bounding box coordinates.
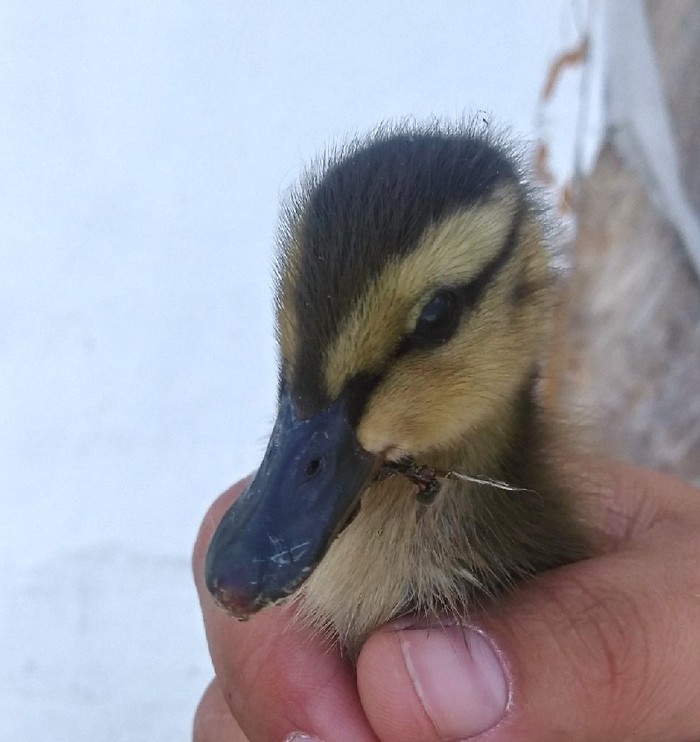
[322,185,521,398]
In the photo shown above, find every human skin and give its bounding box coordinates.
[192,462,700,741]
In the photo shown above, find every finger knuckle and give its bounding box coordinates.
[548,572,651,713]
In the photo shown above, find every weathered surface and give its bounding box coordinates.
[647,0,700,217]
[551,3,700,482]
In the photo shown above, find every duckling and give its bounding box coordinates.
[205,120,590,654]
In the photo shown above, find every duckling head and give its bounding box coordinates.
[206,121,586,647]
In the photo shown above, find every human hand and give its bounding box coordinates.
[192,462,700,741]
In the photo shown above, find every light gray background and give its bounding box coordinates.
[1,2,594,739]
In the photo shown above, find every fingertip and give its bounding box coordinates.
[193,678,250,742]
[585,459,700,542]
[358,623,510,742]
[196,584,378,740]
[192,475,377,741]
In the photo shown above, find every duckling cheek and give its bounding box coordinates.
[355,359,526,459]
[356,386,460,459]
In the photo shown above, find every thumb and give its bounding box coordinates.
[357,620,508,741]
[356,467,700,742]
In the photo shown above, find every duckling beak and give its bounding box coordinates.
[205,390,379,617]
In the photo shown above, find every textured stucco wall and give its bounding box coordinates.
[552,0,700,482]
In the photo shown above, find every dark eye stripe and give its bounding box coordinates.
[340,209,523,425]
[394,209,523,358]
[450,209,523,319]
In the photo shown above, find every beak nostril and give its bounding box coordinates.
[304,457,322,478]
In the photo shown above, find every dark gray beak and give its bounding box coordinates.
[205,390,379,617]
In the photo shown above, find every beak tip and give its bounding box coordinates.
[206,527,291,618]
[208,585,255,619]
[204,536,256,618]
[205,562,256,619]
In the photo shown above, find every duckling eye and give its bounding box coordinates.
[411,289,462,348]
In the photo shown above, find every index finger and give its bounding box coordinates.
[193,479,378,742]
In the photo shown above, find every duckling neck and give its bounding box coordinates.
[296,371,588,654]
